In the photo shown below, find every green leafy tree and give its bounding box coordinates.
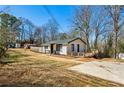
[0,13,19,59]
[118,41,124,53]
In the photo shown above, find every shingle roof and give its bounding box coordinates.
[49,39,72,44]
[42,37,86,46]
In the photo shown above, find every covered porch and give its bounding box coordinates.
[50,43,63,55]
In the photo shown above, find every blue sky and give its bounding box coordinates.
[0,5,77,33]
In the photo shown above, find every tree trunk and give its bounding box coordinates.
[114,31,118,59]
[94,34,98,50]
[86,37,91,52]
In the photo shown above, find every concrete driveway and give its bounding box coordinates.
[68,61,124,85]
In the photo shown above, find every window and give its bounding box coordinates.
[45,46,48,49]
[71,44,74,51]
[77,44,80,52]
[56,44,62,51]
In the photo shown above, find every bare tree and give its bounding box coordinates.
[0,6,10,14]
[18,17,36,45]
[58,32,68,40]
[34,27,43,46]
[25,19,35,44]
[72,6,92,52]
[92,6,110,50]
[18,17,26,43]
[47,19,58,41]
[41,24,48,43]
[105,5,124,58]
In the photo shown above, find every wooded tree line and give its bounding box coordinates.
[71,5,124,58]
[0,7,60,59]
[0,5,124,60]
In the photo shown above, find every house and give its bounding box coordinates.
[41,38,86,56]
[15,43,21,48]
[24,44,36,49]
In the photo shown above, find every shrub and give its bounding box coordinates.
[0,46,6,59]
[119,42,124,53]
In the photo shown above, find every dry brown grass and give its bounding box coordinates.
[0,48,123,87]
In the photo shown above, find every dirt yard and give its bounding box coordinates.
[0,48,123,87]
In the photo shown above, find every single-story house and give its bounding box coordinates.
[41,38,86,56]
[15,43,21,48]
[24,44,36,49]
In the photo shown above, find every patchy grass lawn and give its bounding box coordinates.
[0,48,123,87]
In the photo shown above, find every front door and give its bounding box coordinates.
[77,44,80,52]
[56,44,62,54]
[51,44,54,54]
